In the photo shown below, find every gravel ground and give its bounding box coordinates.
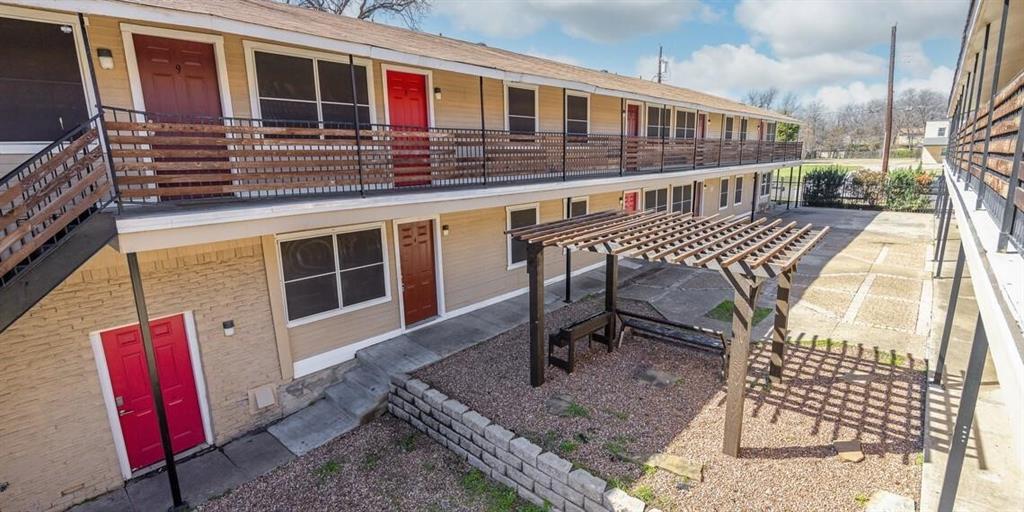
[415,298,925,511]
[199,414,540,512]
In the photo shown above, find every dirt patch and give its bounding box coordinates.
[415,299,925,511]
[199,415,541,512]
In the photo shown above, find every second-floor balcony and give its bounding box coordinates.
[101,106,802,204]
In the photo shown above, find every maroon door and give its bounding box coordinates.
[387,70,430,187]
[625,104,640,171]
[133,34,225,199]
[101,314,205,470]
[399,220,438,325]
[697,113,707,139]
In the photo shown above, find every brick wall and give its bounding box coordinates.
[387,375,654,512]
[0,240,284,512]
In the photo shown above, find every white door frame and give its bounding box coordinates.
[121,23,234,118]
[89,310,213,480]
[392,215,446,331]
[381,63,436,128]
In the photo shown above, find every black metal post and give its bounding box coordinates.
[78,13,122,213]
[966,49,984,191]
[562,88,567,181]
[750,171,759,222]
[935,200,954,278]
[564,197,572,304]
[348,54,365,197]
[795,164,803,208]
[660,107,666,172]
[997,101,1024,252]
[933,242,965,386]
[937,313,988,512]
[693,109,700,169]
[619,97,625,176]
[717,113,724,166]
[604,254,619,350]
[977,10,1006,210]
[527,243,545,387]
[480,76,488,186]
[127,253,186,510]
[786,167,793,210]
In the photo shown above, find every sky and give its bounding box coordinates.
[409,0,967,112]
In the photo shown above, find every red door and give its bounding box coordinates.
[625,104,640,171]
[399,220,438,325]
[101,314,205,470]
[387,70,430,187]
[623,191,639,212]
[133,34,225,199]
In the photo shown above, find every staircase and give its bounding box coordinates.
[0,115,116,332]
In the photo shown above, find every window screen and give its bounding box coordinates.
[735,176,744,204]
[766,122,777,142]
[280,228,387,322]
[0,17,88,142]
[569,199,588,218]
[761,172,772,195]
[508,207,538,264]
[672,184,693,214]
[724,117,734,140]
[566,95,588,135]
[254,51,370,128]
[740,119,748,141]
[719,178,729,208]
[508,87,536,133]
[646,106,670,138]
[675,111,696,139]
[644,188,668,212]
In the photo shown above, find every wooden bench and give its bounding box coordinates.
[548,311,615,373]
[618,310,730,379]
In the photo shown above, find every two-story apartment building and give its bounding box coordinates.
[0,1,801,510]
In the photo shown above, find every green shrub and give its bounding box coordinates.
[885,168,932,211]
[849,169,886,207]
[802,166,847,207]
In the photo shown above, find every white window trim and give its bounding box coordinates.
[645,103,669,138]
[760,171,772,197]
[507,203,539,270]
[122,23,234,119]
[734,175,745,206]
[503,82,539,132]
[673,108,697,140]
[276,222,392,327]
[565,90,590,134]
[0,6,98,152]
[380,63,435,128]
[671,183,694,214]
[90,311,212,480]
[719,177,730,210]
[642,186,669,212]
[243,39,377,126]
[566,196,589,218]
[392,215,446,330]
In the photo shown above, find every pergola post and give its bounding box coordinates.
[768,265,794,383]
[933,242,965,386]
[604,254,619,350]
[722,270,762,457]
[527,243,546,387]
[127,253,187,510]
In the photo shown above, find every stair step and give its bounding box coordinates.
[342,363,390,394]
[324,379,386,423]
[267,399,358,456]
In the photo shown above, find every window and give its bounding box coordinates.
[644,188,668,212]
[719,178,729,209]
[507,86,537,133]
[253,50,371,128]
[739,119,748,141]
[675,111,696,139]
[646,106,670,138]
[761,171,772,195]
[671,184,693,214]
[765,122,777,142]
[724,117,734,140]
[507,205,538,267]
[734,176,744,204]
[566,94,588,135]
[0,16,88,142]
[937,127,947,137]
[279,226,388,323]
[568,197,588,218]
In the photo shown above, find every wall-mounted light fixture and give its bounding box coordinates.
[442,224,450,236]
[97,48,115,70]
[434,87,442,100]
[222,320,235,337]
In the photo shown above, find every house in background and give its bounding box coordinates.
[922,119,950,168]
[0,1,801,510]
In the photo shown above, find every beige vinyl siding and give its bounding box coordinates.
[591,93,622,134]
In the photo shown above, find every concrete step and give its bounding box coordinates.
[324,378,385,423]
[342,363,391,395]
[267,399,358,456]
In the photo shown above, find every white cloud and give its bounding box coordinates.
[435,0,717,42]
[810,66,954,109]
[636,44,884,99]
[734,0,966,58]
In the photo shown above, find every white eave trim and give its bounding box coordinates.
[7,0,796,125]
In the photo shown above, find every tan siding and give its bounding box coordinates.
[0,240,283,512]
[538,85,564,132]
[0,153,30,175]
[591,93,622,134]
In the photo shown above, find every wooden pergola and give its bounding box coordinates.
[507,209,829,457]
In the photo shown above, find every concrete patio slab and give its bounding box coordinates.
[125,450,247,511]
[267,399,358,456]
[68,488,131,512]
[356,335,442,374]
[221,431,295,480]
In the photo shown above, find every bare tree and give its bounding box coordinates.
[284,0,431,28]
[744,87,779,109]
[777,92,800,116]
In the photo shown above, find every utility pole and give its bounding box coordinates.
[881,24,897,174]
[656,45,665,83]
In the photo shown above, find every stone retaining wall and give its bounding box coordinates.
[388,374,657,512]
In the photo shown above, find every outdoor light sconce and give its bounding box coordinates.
[97,48,115,70]
[442,224,450,236]
[434,87,443,100]
[222,320,236,337]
